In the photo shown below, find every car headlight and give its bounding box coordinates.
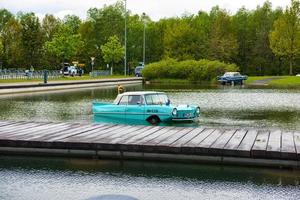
[196,107,200,116]
[172,108,177,116]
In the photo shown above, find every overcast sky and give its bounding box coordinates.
[0,0,291,21]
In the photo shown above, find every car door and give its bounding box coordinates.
[114,95,128,120]
[144,94,170,121]
[125,95,145,122]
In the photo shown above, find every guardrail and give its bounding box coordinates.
[89,70,111,77]
[0,69,61,80]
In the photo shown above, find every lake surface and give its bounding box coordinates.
[0,83,300,200]
[0,156,300,200]
[0,83,299,130]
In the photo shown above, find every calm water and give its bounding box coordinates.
[0,156,300,200]
[0,83,299,130]
[0,83,300,199]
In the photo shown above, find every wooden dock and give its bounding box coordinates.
[0,121,299,168]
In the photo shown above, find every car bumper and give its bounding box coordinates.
[171,117,199,122]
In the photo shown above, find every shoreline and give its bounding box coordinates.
[0,77,143,95]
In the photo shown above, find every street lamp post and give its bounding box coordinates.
[142,12,146,67]
[90,57,95,76]
[124,0,127,76]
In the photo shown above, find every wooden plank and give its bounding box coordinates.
[118,126,174,152]
[0,121,22,127]
[43,124,108,142]
[0,122,56,139]
[106,126,153,144]
[119,126,163,145]
[59,124,115,142]
[237,129,258,157]
[92,126,146,144]
[194,129,223,154]
[143,127,185,146]
[198,129,223,148]
[2,122,68,139]
[211,129,236,149]
[170,127,204,147]
[17,123,86,141]
[134,127,175,145]
[158,127,194,146]
[251,130,270,158]
[0,122,42,134]
[183,128,215,147]
[266,130,281,158]
[28,124,93,141]
[210,129,236,155]
[294,132,300,160]
[281,131,297,160]
[73,124,130,142]
[83,125,134,142]
[223,129,247,155]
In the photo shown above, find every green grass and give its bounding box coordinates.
[244,76,273,84]
[0,75,129,84]
[269,76,300,87]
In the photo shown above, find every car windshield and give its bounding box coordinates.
[135,67,143,72]
[145,93,169,105]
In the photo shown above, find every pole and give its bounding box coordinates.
[143,13,146,67]
[124,0,127,76]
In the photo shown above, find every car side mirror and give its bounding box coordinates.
[166,99,171,106]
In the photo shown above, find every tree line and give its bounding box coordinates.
[0,0,299,75]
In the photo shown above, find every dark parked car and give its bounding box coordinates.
[217,72,247,85]
[134,66,144,77]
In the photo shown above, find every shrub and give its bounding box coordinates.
[142,59,239,81]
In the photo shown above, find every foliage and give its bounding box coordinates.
[270,0,300,75]
[0,38,3,56]
[19,13,44,68]
[100,35,124,72]
[45,25,83,63]
[142,59,239,81]
[63,15,81,34]
[0,0,299,76]
[208,8,238,63]
[42,14,61,41]
[1,17,23,67]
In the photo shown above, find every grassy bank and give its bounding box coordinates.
[0,75,128,84]
[244,76,273,84]
[245,76,300,87]
[268,76,300,87]
[148,76,300,88]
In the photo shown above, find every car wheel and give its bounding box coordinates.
[147,116,160,125]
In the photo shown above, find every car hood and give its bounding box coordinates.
[174,104,197,111]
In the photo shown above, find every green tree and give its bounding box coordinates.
[19,13,44,68]
[0,9,13,33]
[64,15,81,34]
[1,18,23,67]
[45,25,83,65]
[248,1,282,75]
[0,38,3,58]
[209,7,238,63]
[164,18,199,60]
[101,35,124,73]
[270,0,300,75]
[87,1,124,46]
[42,14,61,41]
[78,21,97,66]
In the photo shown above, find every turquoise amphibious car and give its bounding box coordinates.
[92,91,200,124]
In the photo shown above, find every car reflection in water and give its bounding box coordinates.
[86,194,138,200]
